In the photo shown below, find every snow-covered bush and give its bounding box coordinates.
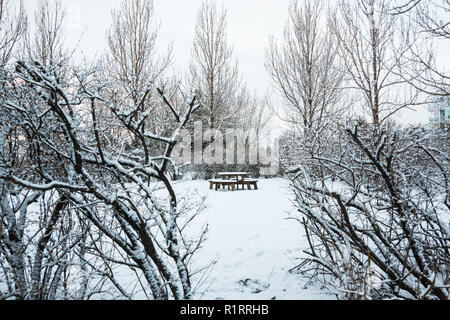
[280,123,346,180]
[0,61,206,300]
[290,124,450,300]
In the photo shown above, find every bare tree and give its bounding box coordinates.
[389,0,450,99]
[0,1,85,301]
[0,60,205,300]
[266,0,344,135]
[266,0,346,181]
[0,83,105,300]
[234,88,271,146]
[23,0,69,71]
[0,0,27,65]
[393,0,450,38]
[105,0,174,152]
[189,0,241,131]
[330,0,425,125]
[107,0,171,104]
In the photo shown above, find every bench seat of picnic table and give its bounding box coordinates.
[209,179,237,191]
[235,179,258,190]
[209,178,258,191]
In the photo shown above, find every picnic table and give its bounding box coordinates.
[209,172,258,191]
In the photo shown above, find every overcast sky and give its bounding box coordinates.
[25,0,450,125]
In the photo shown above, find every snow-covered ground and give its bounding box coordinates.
[171,177,334,300]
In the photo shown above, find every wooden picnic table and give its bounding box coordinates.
[210,172,257,191]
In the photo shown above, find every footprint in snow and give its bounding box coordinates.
[254,251,265,258]
[238,279,270,294]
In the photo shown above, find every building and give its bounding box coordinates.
[429,98,450,129]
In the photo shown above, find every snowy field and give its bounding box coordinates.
[169,178,334,300]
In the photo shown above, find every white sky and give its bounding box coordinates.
[25,0,450,125]
[28,0,289,96]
